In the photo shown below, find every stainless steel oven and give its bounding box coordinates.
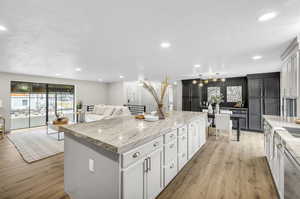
[284,148,300,199]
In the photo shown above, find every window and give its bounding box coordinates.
[10,81,75,130]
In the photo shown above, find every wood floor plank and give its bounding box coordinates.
[0,130,278,199]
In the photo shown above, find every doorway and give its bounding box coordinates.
[10,81,75,130]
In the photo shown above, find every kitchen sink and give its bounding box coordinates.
[283,127,300,138]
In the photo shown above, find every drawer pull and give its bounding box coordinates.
[153,142,159,147]
[132,152,140,158]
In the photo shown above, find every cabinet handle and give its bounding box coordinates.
[144,159,148,172]
[277,144,283,148]
[170,134,174,138]
[182,136,186,140]
[148,157,151,171]
[182,153,186,157]
[153,142,159,147]
[132,152,140,158]
[170,144,175,149]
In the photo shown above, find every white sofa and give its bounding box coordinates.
[84,105,131,123]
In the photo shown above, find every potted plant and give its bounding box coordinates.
[210,94,224,114]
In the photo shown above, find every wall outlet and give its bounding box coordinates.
[89,158,95,172]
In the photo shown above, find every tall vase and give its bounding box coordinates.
[208,104,213,114]
[157,103,165,120]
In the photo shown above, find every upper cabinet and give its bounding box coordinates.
[281,36,300,99]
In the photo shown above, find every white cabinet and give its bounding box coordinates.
[163,130,178,186]
[188,119,206,160]
[276,144,285,199]
[147,149,163,199]
[177,129,188,171]
[122,158,145,199]
[122,148,163,199]
[280,38,299,99]
[123,117,207,199]
[264,121,285,199]
[188,122,198,159]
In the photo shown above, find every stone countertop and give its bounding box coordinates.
[61,111,207,154]
[263,115,300,165]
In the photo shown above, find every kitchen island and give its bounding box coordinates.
[61,111,208,199]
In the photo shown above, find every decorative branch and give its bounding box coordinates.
[142,77,170,119]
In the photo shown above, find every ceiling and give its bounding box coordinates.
[0,0,299,82]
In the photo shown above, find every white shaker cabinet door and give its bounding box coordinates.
[188,122,197,159]
[147,148,163,199]
[122,159,146,199]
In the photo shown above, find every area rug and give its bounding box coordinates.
[7,128,64,163]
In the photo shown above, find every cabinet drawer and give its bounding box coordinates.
[178,134,188,154]
[178,152,188,171]
[178,126,187,137]
[164,160,177,186]
[122,136,163,168]
[164,130,177,144]
[164,140,177,165]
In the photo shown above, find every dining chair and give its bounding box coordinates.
[215,114,232,140]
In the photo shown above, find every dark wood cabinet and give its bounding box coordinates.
[248,78,263,97]
[182,80,202,111]
[247,73,280,131]
[264,77,280,98]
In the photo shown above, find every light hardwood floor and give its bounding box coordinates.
[0,130,278,199]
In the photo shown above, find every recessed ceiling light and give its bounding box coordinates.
[258,12,277,22]
[55,73,62,76]
[160,42,171,49]
[252,55,263,60]
[194,64,201,68]
[75,68,81,72]
[192,80,197,84]
[120,75,124,79]
[173,81,177,85]
[0,25,7,31]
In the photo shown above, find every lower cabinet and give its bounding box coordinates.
[264,120,285,199]
[122,148,163,199]
[147,149,164,199]
[122,158,145,199]
[188,122,198,159]
[122,118,207,199]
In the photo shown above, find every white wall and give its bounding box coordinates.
[107,81,179,113]
[173,81,182,111]
[107,82,126,105]
[0,72,108,131]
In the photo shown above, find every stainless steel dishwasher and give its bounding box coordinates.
[284,148,300,199]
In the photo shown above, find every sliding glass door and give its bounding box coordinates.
[10,81,75,130]
[47,84,75,123]
[11,82,30,129]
